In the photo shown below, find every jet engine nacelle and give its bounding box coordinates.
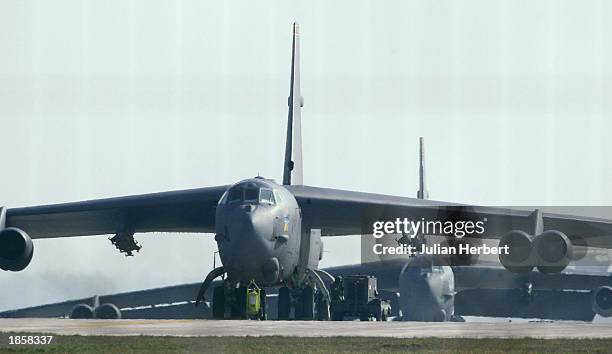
[94,303,122,319]
[592,286,612,317]
[499,230,572,274]
[70,304,94,319]
[0,227,34,272]
[498,230,534,273]
[70,303,122,319]
[532,230,573,274]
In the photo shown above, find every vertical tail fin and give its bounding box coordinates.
[283,22,304,185]
[417,137,429,199]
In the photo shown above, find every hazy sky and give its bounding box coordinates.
[0,0,611,310]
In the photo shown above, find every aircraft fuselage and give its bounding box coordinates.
[214,177,302,286]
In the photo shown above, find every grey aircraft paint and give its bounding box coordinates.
[214,178,302,285]
[2,23,612,322]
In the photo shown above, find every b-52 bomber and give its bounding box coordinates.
[1,23,612,321]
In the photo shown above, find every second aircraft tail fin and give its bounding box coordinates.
[417,137,429,199]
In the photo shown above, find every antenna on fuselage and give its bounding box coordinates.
[282,22,304,186]
[417,137,429,199]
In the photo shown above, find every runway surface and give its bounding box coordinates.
[1,318,612,338]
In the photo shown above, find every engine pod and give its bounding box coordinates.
[0,227,34,272]
[498,230,534,273]
[533,230,572,274]
[94,303,122,319]
[592,286,612,317]
[70,304,94,319]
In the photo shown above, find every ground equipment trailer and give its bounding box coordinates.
[330,275,391,321]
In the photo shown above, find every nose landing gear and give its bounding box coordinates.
[197,266,333,321]
[208,280,269,320]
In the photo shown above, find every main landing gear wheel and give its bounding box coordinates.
[299,286,315,320]
[212,286,225,319]
[381,308,389,322]
[316,292,330,321]
[278,286,290,320]
[259,288,267,320]
[231,286,247,319]
[374,308,382,322]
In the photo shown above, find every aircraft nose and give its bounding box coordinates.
[226,205,271,246]
[216,204,276,280]
[399,266,447,321]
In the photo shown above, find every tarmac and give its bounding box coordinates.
[1,318,612,338]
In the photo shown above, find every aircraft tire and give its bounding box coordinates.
[300,286,314,320]
[259,288,267,320]
[278,286,290,320]
[316,292,330,321]
[232,286,247,319]
[212,286,225,319]
[375,307,383,322]
[372,299,383,321]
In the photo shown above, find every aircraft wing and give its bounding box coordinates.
[454,266,612,292]
[0,282,208,319]
[5,185,229,239]
[453,266,612,321]
[288,185,612,249]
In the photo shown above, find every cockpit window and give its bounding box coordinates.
[273,190,283,203]
[223,182,278,205]
[227,188,243,204]
[260,189,275,205]
[244,187,259,202]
